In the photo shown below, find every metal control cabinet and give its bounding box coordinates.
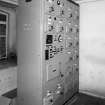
[17,0,79,105]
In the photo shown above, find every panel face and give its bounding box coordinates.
[43,0,79,104]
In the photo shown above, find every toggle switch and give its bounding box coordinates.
[57,0,61,5]
[60,10,65,16]
[48,16,52,23]
[69,13,72,18]
[48,25,54,31]
[49,6,54,13]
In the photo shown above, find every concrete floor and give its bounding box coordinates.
[2,89,105,105]
[66,93,105,105]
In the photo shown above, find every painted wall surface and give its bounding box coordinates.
[80,0,105,97]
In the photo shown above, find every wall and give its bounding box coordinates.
[80,0,105,98]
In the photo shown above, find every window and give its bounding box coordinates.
[0,11,8,60]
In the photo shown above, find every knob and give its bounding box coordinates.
[60,72,64,77]
[49,6,54,13]
[48,15,52,22]
[57,0,60,5]
[48,25,54,31]
[76,28,79,33]
[76,68,79,71]
[69,56,73,61]
[57,84,61,89]
[58,35,63,42]
[56,90,61,94]
[49,98,53,103]
[57,0,64,7]
[56,90,64,95]
[69,13,72,18]
[47,91,52,96]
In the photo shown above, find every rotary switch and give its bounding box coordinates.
[58,34,63,42]
[57,0,61,5]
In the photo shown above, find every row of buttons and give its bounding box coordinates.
[45,45,64,60]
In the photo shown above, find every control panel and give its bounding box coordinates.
[18,0,79,105]
[43,0,79,104]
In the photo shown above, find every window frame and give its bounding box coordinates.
[0,10,8,60]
